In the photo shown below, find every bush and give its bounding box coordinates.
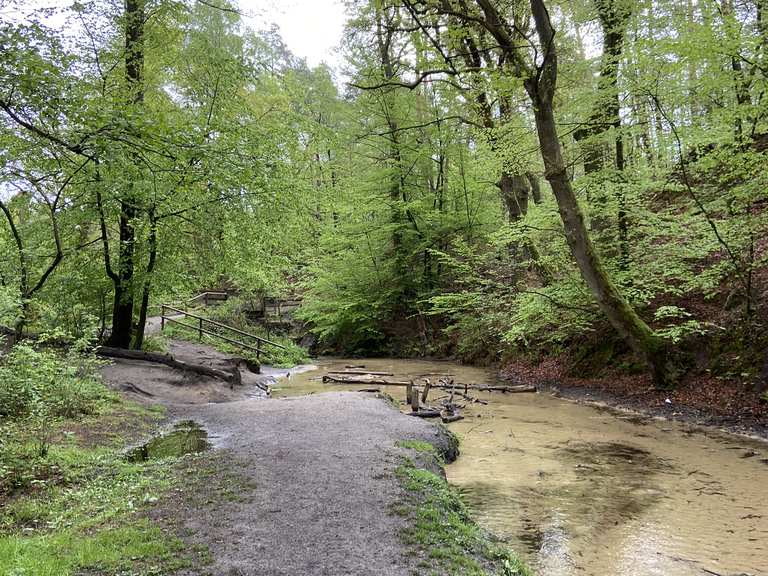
[0,342,113,422]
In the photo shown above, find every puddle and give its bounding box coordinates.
[127,420,210,461]
[275,358,768,576]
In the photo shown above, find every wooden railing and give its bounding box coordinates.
[149,291,229,316]
[160,304,286,360]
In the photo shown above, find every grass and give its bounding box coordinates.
[396,439,444,464]
[0,400,206,576]
[394,448,531,576]
[0,520,185,576]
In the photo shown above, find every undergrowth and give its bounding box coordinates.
[0,342,201,575]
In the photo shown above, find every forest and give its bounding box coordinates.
[1,0,767,574]
[2,0,767,392]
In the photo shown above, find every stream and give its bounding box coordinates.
[272,358,768,576]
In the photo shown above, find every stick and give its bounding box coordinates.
[328,370,394,376]
[421,379,432,404]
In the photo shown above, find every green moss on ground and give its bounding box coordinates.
[394,454,531,576]
[397,440,443,461]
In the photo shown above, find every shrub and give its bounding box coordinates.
[0,342,113,422]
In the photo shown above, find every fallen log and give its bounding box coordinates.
[439,383,536,394]
[327,370,394,376]
[321,374,534,393]
[97,346,236,384]
[408,409,441,418]
[322,375,410,385]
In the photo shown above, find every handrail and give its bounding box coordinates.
[149,291,228,313]
[162,317,262,354]
[187,291,228,305]
[162,305,286,349]
[160,304,287,360]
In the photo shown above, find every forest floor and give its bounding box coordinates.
[501,358,768,439]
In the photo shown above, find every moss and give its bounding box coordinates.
[394,460,531,576]
[396,439,444,463]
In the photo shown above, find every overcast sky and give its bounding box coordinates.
[3,0,348,70]
[239,0,347,68]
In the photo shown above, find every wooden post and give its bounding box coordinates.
[421,380,431,404]
[161,305,165,331]
[198,317,203,341]
[411,385,420,412]
[204,292,208,306]
[406,381,413,405]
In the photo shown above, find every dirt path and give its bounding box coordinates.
[171,392,451,576]
[102,340,454,575]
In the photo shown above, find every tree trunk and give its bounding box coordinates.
[525,0,671,387]
[527,172,542,204]
[132,212,157,351]
[108,0,145,348]
[499,172,530,222]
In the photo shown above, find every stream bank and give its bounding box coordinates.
[275,357,768,576]
[101,341,528,575]
[500,358,768,439]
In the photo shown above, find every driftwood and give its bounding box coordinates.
[357,388,381,393]
[409,409,441,418]
[97,346,237,385]
[328,370,394,376]
[322,374,410,385]
[441,413,464,423]
[322,374,535,394]
[119,382,155,397]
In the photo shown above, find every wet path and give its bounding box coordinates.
[274,358,768,576]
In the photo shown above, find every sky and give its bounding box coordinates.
[2,0,349,70]
[238,0,347,69]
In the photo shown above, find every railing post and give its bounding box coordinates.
[161,305,165,331]
[204,292,208,306]
[198,316,203,341]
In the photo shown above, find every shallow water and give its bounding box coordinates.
[274,358,768,576]
[127,420,210,461]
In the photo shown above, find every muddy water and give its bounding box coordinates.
[273,358,768,576]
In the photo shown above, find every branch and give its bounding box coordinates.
[0,100,97,162]
[648,92,749,292]
[350,68,477,91]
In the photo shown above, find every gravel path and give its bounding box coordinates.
[169,392,450,576]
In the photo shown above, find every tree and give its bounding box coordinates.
[396,0,674,386]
